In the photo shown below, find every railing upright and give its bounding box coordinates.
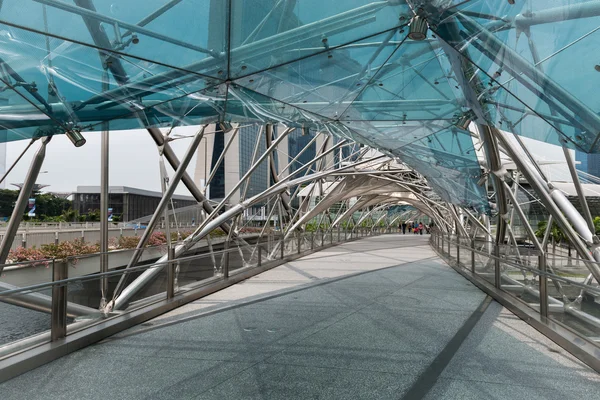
[471,239,475,273]
[539,252,549,317]
[51,260,67,341]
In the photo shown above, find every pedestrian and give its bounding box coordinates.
[401,221,407,234]
[419,222,424,235]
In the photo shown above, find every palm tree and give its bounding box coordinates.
[535,220,566,264]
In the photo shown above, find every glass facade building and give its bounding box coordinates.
[73,186,196,222]
[576,150,600,178]
[239,125,268,200]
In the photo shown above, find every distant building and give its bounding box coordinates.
[576,150,600,178]
[72,186,196,222]
[0,142,5,189]
[193,124,333,219]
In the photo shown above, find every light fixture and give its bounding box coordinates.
[455,110,475,130]
[408,16,428,41]
[218,121,233,133]
[302,126,310,136]
[131,34,139,44]
[66,129,86,147]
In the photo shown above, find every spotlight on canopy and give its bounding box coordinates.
[408,15,428,41]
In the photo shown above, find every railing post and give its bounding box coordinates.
[51,260,67,341]
[447,233,451,254]
[311,231,314,250]
[494,244,501,289]
[337,224,341,242]
[167,247,175,299]
[456,234,460,266]
[441,234,444,253]
[257,244,262,267]
[224,240,230,278]
[297,232,301,254]
[539,252,549,318]
[280,235,285,259]
[54,231,59,245]
[471,239,475,273]
[21,232,27,248]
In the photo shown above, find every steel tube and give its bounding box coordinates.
[0,138,49,267]
[477,125,508,246]
[495,129,600,283]
[99,69,109,308]
[110,126,205,306]
[514,2,600,28]
[198,127,293,233]
[502,181,544,252]
[562,146,594,231]
[51,260,67,341]
[36,0,215,56]
[205,126,240,188]
[146,127,234,236]
[539,253,549,317]
[167,247,175,299]
[494,245,501,289]
[111,159,377,310]
[460,14,600,138]
[550,187,593,244]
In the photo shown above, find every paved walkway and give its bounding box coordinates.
[1,235,598,399]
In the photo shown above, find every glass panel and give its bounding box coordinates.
[436,1,600,152]
[391,127,489,211]
[176,253,217,291]
[346,38,463,122]
[473,239,494,285]
[0,0,227,78]
[229,0,410,77]
[233,31,404,119]
[0,261,53,346]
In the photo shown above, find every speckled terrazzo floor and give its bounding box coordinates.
[1,235,598,399]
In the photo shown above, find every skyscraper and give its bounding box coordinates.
[0,142,5,189]
[576,150,600,178]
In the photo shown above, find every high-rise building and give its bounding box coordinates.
[0,142,5,189]
[193,124,334,220]
[576,150,600,178]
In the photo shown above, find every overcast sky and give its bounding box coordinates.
[2,126,571,196]
[3,126,201,196]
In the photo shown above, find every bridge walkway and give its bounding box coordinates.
[0,235,598,399]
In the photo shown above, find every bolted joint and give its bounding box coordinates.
[408,15,428,41]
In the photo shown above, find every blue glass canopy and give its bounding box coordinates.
[0,0,597,210]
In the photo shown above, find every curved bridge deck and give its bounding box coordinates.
[1,235,598,399]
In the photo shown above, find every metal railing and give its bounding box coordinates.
[0,227,388,368]
[430,231,600,369]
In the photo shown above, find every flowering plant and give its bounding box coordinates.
[6,229,202,263]
[6,247,50,267]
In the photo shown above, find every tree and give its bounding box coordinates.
[593,216,600,235]
[86,209,100,222]
[535,220,565,243]
[62,208,79,222]
[34,193,72,218]
[0,189,18,218]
